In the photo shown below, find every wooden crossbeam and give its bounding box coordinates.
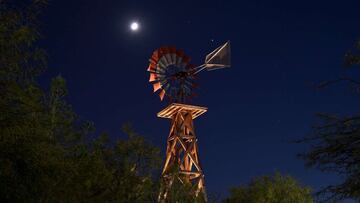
[157,103,207,119]
[158,103,208,202]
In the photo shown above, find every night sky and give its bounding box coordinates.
[40,0,360,200]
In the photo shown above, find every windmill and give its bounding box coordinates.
[148,41,231,202]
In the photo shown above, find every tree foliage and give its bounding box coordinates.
[298,113,360,202]
[0,1,161,202]
[297,39,360,202]
[345,40,360,67]
[222,173,313,203]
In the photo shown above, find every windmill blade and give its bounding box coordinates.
[175,50,184,66]
[184,79,194,87]
[158,56,169,69]
[159,89,166,101]
[149,74,167,83]
[183,84,192,95]
[149,58,158,65]
[160,47,171,65]
[170,87,178,98]
[204,40,231,71]
[150,50,160,62]
[147,64,165,75]
[165,54,173,66]
[149,60,166,74]
[160,79,168,87]
[153,82,162,92]
[154,58,168,73]
[163,83,170,92]
[149,73,157,82]
[148,69,165,75]
[147,63,155,72]
[175,55,183,67]
[157,73,166,80]
[169,47,177,65]
[170,53,177,65]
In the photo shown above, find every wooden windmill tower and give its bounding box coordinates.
[147,41,231,202]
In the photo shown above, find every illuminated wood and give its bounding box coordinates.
[158,103,208,202]
[157,103,207,119]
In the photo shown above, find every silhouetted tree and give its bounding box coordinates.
[222,172,313,203]
[345,40,360,67]
[0,1,161,202]
[297,39,360,202]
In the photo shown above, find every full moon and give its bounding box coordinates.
[130,22,139,31]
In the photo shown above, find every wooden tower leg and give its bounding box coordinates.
[157,103,208,202]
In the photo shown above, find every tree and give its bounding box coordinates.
[344,40,360,67]
[298,113,360,202]
[0,1,162,202]
[222,172,313,203]
[58,124,161,202]
[0,1,65,201]
[297,39,360,202]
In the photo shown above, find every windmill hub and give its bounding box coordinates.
[173,71,188,79]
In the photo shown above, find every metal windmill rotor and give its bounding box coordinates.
[148,41,231,103]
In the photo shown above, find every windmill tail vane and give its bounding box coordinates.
[193,40,231,74]
[147,40,231,103]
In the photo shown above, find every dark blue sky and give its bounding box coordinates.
[41,0,360,200]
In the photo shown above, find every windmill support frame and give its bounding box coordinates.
[157,103,208,202]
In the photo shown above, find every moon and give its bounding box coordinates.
[130,22,139,31]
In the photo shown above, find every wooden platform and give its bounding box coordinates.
[157,103,207,119]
